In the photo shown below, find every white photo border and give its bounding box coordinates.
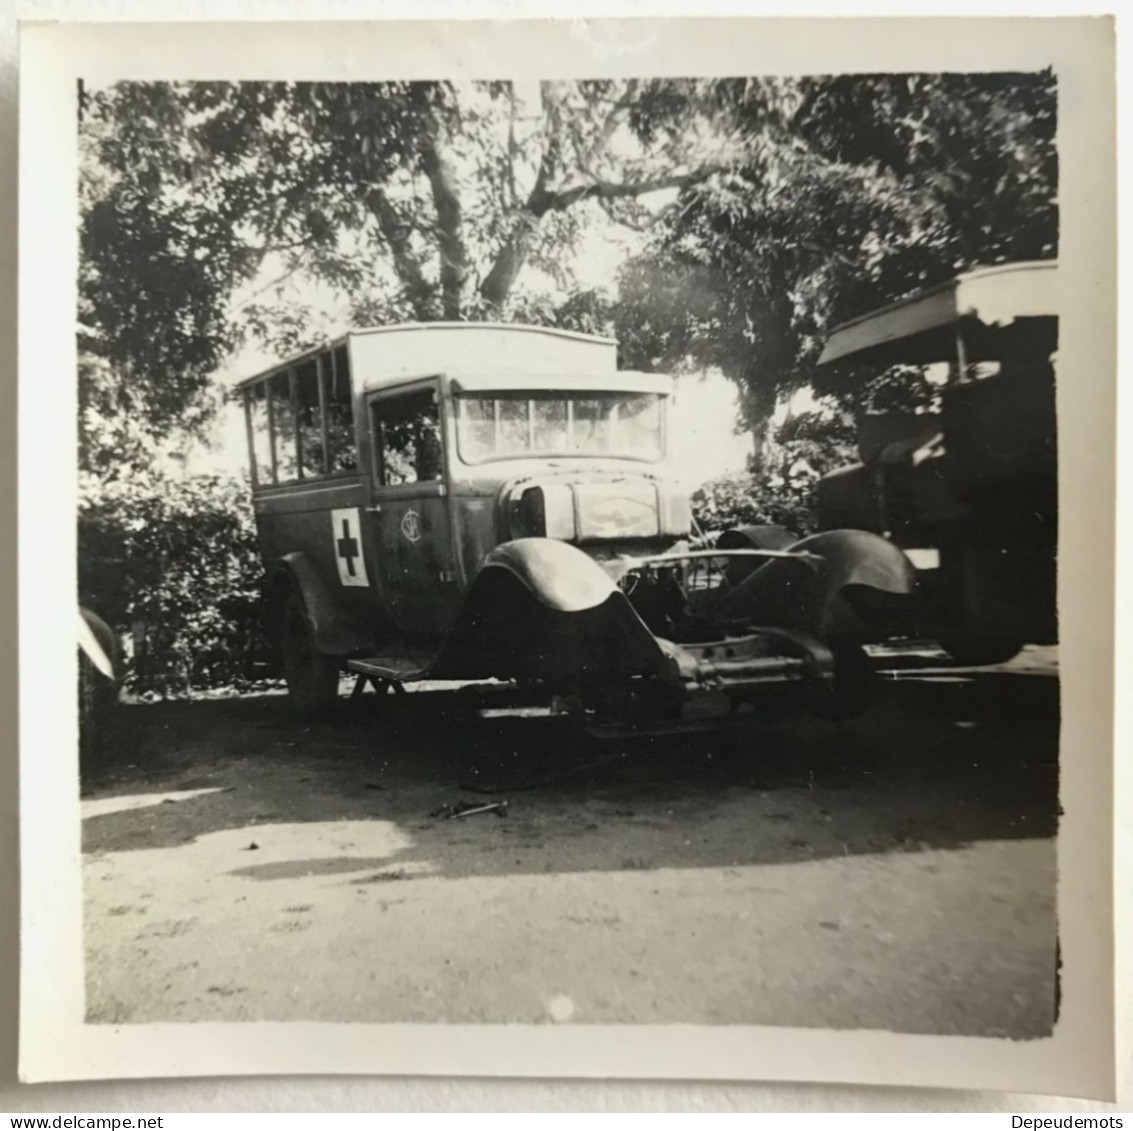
[17,15,1117,1097]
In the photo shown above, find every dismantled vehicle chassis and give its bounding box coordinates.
[339,530,914,737]
[239,323,915,737]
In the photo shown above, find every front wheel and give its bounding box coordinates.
[808,643,875,721]
[279,590,340,715]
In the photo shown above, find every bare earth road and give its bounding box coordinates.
[81,648,1059,1037]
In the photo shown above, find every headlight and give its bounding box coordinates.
[513,484,576,541]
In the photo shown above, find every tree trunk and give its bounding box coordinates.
[419,128,471,320]
[744,286,796,473]
[743,378,778,475]
[479,96,561,309]
[479,203,549,308]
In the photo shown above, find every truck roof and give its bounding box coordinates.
[352,321,613,346]
[818,260,1058,369]
[449,370,672,395]
[233,322,618,392]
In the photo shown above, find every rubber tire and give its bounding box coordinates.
[939,636,1024,667]
[279,590,340,715]
[808,643,876,722]
[78,649,118,764]
[78,609,121,766]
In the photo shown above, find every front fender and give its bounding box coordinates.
[431,538,672,682]
[712,528,916,640]
[79,607,120,681]
[478,538,620,613]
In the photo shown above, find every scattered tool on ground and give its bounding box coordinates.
[429,799,509,820]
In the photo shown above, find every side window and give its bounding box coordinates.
[497,397,529,455]
[372,388,443,487]
[269,371,298,482]
[295,360,323,477]
[456,396,494,462]
[243,347,360,487]
[325,346,358,473]
[245,381,275,486]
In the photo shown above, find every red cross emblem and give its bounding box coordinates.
[331,508,370,587]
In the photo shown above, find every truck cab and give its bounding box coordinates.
[240,323,685,641]
[814,261,1058,664]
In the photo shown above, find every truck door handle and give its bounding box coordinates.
[365,505,382,514]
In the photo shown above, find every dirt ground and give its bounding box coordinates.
[80,646,1060,1037]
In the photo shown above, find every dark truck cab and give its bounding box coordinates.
[814,261,1058,664]
[237,322,914,733]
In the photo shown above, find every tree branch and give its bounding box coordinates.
[507,85,519,208]
[230,259,310,311]
[594,193,676,231]
[479,163,723,308]
[546,167,721,211]
[574,79,638,174]
[365,187,436,319]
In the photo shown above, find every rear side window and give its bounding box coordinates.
[245,382,274,485]
[269,372,298,482]
[295,359,323,477]
[242,345,358,487]
[325,347,357,473]
[371,388,443,487]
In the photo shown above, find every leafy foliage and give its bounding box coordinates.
[79,84,254,474]
[79,79,742,471]
[692,409,858,536]
[616,71,1058,462]
[78,473,266,695]
[80,72,1055,472]
[691,471,805,535]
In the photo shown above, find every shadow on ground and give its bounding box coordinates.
[78,658,1060,882]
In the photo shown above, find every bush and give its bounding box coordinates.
[692,410,859,539]
[691,468,817,539]
[78,472,267,695]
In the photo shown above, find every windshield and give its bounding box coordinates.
[455,391,663,463]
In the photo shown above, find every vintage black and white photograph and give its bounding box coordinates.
[18,15,1117,1094]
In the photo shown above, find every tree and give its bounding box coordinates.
[613,71,1058,466]
[79,81,272,476]
[79,72,1057,477]
[79,78,749,471]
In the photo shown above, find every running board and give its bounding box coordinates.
[347,654,434,682]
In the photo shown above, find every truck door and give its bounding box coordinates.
[364,380,460,637]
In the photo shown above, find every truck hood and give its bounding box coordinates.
[499,469,690,545]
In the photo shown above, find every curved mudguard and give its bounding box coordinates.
[431,538,675,683]
[473,537,622,613]
[717,525,797,552]
[79,607,121,681]
[716,525,798,588]
[711,528,916,641]
[267,552,375,657]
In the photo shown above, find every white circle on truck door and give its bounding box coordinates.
[400,510,422,543]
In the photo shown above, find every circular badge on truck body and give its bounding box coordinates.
[400,509,423,543]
